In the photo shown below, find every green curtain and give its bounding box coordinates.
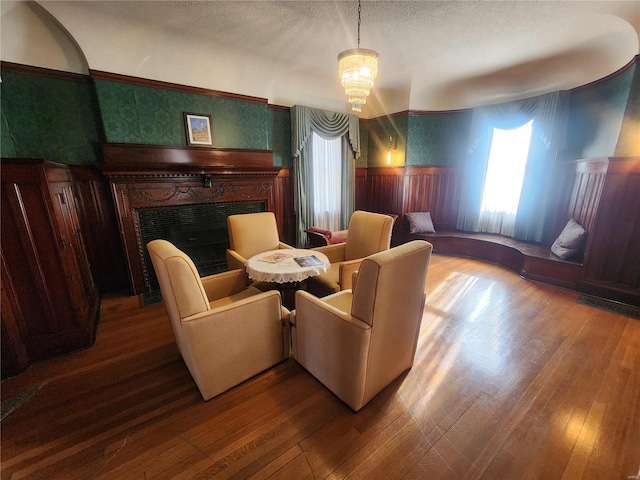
[291,106,360,247]
[457,91,570,242]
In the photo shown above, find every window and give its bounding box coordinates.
[311,132,342,231]
[478,120,534,236]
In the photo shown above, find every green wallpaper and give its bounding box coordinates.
[0,70,102,164]
[1,101,17,157]
[357,121,368,167]
[366,111,473,168]
[93,79,269,150]
[3,61,636,169]
[564,66,635,160]
[407,112,472,166]
[268,107,291,167]
[368,115,408,167]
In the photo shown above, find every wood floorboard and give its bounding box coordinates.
[2,254,639,479]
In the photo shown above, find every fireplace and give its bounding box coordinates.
[139,201,264,292]
[100,143,292,296]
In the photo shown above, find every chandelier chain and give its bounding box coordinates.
[357,0,361,48]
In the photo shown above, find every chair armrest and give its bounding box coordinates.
[310,243,346,263]
[179,290,288,399]
[305,228,331,247]
[278,242,296,250]
[290,290,352,331]
[200,269,249,301]
[226,249,247,272]
[183,289,283,322]
[292,291,372,406]
[338,258,363,290]
[328,229,348,245]
[307,226,333,237]
[294,290,370,330]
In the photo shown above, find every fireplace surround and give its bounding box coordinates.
[100,143,286,296]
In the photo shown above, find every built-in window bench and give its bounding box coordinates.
[404,230,584,290]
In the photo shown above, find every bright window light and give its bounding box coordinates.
[312,132,342,231]
[480,120,534,216]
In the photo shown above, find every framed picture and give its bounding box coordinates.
[184,113,213,146]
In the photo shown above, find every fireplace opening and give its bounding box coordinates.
[138,201,265,301]
[164,223,229,277]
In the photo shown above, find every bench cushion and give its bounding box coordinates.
[551,219,587,260]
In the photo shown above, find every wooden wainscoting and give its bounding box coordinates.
[355,167,368,211]
[361,165,463,231]
[403,166,462,230]
[275,168,295,245]
[360,164,463,246]
[580,157,640,305]
[365,167,406,215]
[546,158,608,246]
[70,166,129,293]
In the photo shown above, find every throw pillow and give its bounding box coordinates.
[551,219,587,260]
[405,212,436,234]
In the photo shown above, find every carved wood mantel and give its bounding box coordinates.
[100,143,282,295]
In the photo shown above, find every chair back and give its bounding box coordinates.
[351,240,432,400]
[227,211,281,259]
[147,240,210,351]
[344,211,394,261]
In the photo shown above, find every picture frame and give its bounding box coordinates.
[184,113,213,146]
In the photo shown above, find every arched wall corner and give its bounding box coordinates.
[1,1,88,74]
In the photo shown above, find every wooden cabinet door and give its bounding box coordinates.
[1,159,100,370]
[48,179,96,320]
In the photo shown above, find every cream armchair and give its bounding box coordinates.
[306,211,394,297]
[226,211,294,272]
[291,240,432,412]
[147,239,290,401]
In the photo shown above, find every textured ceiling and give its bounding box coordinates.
[38,1,640,116]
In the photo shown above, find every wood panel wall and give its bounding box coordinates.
[365,167,406,215]
[404,166,461,230]
[1,160,100,373]
[580,158,640,305]
[355,168,368,211]
[275,168,295,245]
[70,166,129,293]
[1,254,29,378]
[361,166,462,243]
[547,159,608,246]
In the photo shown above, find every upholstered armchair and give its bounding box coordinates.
[306,211,395,297]
[291,240,432,412]
[226,211,294,272]
[147,239,290,401]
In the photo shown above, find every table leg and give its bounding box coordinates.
[279,280,308,310]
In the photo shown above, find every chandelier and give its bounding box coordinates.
[337,0,378,112]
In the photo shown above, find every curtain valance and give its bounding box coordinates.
[468,91,569,155]
[291,105,360,158]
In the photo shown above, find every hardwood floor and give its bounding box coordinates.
[2,255,639,479]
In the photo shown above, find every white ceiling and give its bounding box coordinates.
[25,1,640,116]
